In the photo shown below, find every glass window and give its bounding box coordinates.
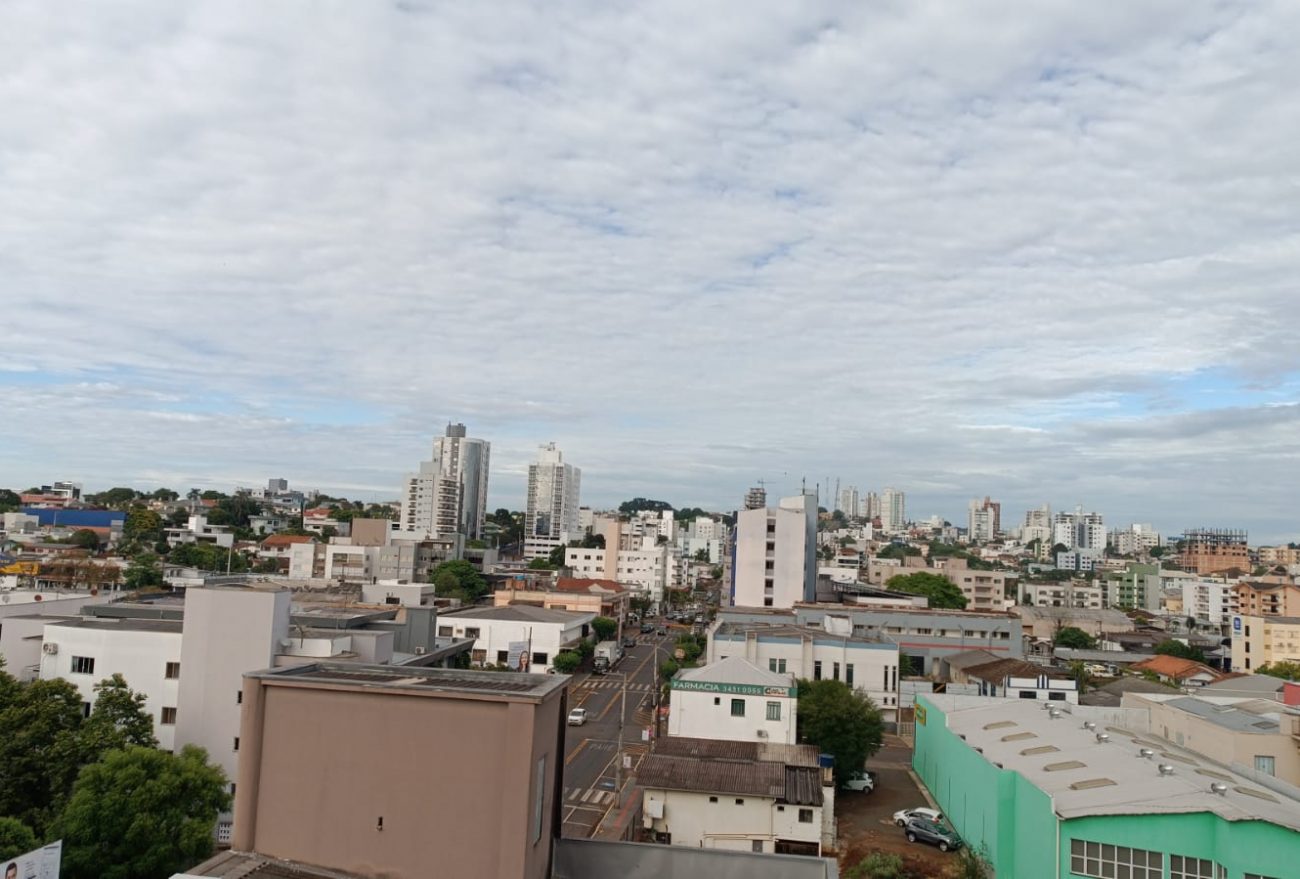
[70,656,95,675]
[465,627,480,639]
[161,707,177,725]
[766,701,781,721]
[798,808,814,823]
[768,658,787,673]
[752,840,763,853]
[833,662,840,681]
[532,652,548,666]
[813,661,822,680]
[1254,755,1276,776]
[1071,839,1162,879]
[531,756,546,843]
[730,699,745,717]
[845,664,854,686]
[165,662,181,679]
[1170,855,1225,879]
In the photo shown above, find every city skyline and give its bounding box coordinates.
[3,4,1299,542]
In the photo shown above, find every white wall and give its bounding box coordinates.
[642,788,821,852]
[709,635,900,716]
[440,613,593,671]
[733,495,815,609]
[667,688,797,744]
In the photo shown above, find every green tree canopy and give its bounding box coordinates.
[876,543,922,561]
[86,487,140,509]
[618,497,673,515]
[551,652,581,674]
[1154,639,1206,663]
[123,553,164,591]
[0,816,38,861]
[885,571,968,609]
[84,674,158,751]
[0,677,86,834]
[69,529,101,551]
[796,679,884,784]
[55,745,230,879]
[1257,661,1300,681]
[527,558,557,571]
[592,617,617,641]
[429,560,489,601]
[0,488,21,513]
[547,545,568,567]
[123,506,164,545]
[1053,627,1097,650]
[150,488,179,501]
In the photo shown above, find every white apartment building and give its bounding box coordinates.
[523,442,581,561]
[1109,523,1162,556]
[837,486,859,518]
[731,493,817,610]
[1182,577,1233,627]
[880,488,905,533]
[1022,581,1105,609]
[1052,507,1105,552]
[667,657,798,745]
[566,541,670,607]
[708,621,901,719]
[688,517,726,541]
[165,514,235,549]
[437,605,593,672]
[398,422,491,541]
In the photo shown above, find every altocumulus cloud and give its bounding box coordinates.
[1,0,1298,540]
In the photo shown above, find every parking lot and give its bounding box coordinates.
[836,735,961,877]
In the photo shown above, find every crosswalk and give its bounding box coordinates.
[565,786,616,807]
[578,680,656,693]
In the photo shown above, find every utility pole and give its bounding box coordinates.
[614,671,627,805]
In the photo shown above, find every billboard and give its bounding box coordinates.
[506,640,530,672]
[2,840,61,879]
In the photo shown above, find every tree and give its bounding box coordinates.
[954,845,993,879]
[659,658,680,681]
[693,548,709,562]
[0,677,86,834]
[68,529,101,551]
[0,816,38,861]
[551,652,581,674]
[428,560,488,602]
[885,572,967,610]
[0,488,21,513]
[123,553,164,591]
[1257,661,1300,681]
[123,506,164,545]
[1053,627,1097,650]
[1068,661,1094,694]
[1155,639,1206,663]
[547,545,567,567]
[796,679,884,784]
[85,674,158,750]
[845,852,908,879]
[526,558,557,571]
[150,488,179,502]
[618,497,673,515]
[55,745,230,879]
[897,655,916,678]
[876,543,921,561]
[592,617,617,641]
[87,487,139,509]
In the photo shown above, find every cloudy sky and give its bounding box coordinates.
[2,1,1298,541]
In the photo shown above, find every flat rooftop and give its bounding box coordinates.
[48,617,183,634]
[926,694,1300,832]
[440,604,594,624]
[247,661,569,702]
[712,620,891,647]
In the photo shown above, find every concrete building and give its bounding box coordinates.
[943,653,1078,703]
[231,663,568,879]
[1182,577,1233,627]
[164,514,234,549]
[967,496,1000,542]
[493,578,631,633]
[708,621,900,718]
[640,737,832,856]
[1231,614,1300,673]
[1129,655,1227,687]
[565,543,670,609]
[879,488,905,533]
[1052,507,1106,553]
[1012,606,1134,642]
[1109,523,1162,556]
[524,443,581,561]
[940,558,1012,612]
[1104,562,1163,612]
[913,693,1300,879]
[837,486,859,518]
[438,605,594,672]
[1232,580,1300,618]
[731,493,817,609]
[667,657,798,745]
[1179,528,1250,575]
[1022,580,1105,609]
[399,422,491,541]
[743,486,767,511]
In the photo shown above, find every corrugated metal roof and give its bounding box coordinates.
[676,655,793,689]
[638,754,787,798]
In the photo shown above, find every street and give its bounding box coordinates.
[560,628,671,838]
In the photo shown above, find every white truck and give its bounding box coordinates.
[592,640,623,674]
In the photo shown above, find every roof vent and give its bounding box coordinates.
[1082,721,1097,731]
[1095,733,1110,744]
[1209,783,1228,796]
[1138,748,1155,759]
[1048,708,1062,719]
[1157,764,1175,776]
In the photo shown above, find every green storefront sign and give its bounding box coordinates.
[671,680,796,697]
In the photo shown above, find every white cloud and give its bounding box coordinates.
[1,1,1299,540]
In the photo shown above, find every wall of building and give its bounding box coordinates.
[1135,696,1300,786]
[643,788,819,852]
[1231,614,1300,672]
[666,688,797,744]
[438,614,591,671]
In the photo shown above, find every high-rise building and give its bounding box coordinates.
[837,485,860,518]
[863,491,881,520]
[523,443,581,561]
[744,486,767,510]
[967,496,1000,542]
[880,487,906,533]
[1179,528,1250,575]
[399,423,491,541]
[731,493,817,609]
[1052,507,1104,551]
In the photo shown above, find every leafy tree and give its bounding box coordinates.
[527,558,557,571]
[675,507,708,523]
[87,487,140,509]
[592,617,617,641]
[429,560,488,602]
[199,490,226,501]
[1154,639,1206,663]
[0,816,38,861]
[1148,545,1165,558]
[576,533,605,549]
[1053,627,1097,650]
[547,545,567,567]
[85,674,158,750]
[575,639,595,660]
[149,488,179,501]
[1257,661,1300,681]
[845,852,909,879]
[876,543,921,561]
[69,529,101,551]
[0,488,21,513]
[55,745,230,879]
[885,572,968,610]
[693,548,709,562]
[674,634,703,665]
[618,497,673,515]
[551,652,581,674]
[1068,661,1094,694]
[796,679,884,784]
[0,677,86,834]
[659,658,680,680]
[123,506,164,545]
[123,554,164,591]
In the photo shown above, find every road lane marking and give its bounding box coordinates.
[564,739,588,766]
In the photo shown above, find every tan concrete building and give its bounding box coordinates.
[1232,580,1300,618]
[232,662,568,879]
[493,578,631,631]
[1231,614,1300,673]
[1178,528,1249,575]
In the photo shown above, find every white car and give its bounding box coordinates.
[841,770,875,792]
[567,708,588,726]
[894,807,943,827]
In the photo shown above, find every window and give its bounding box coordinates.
[1070,840,1162,879]
[709,796,718,803]
[833,662,840,681]
[769,658,787,673]
[161,707,177,725]
[70,656,95,675]
[845,664,854,686]
[531,756,546,843]
[497,650,509,664]
[1170,855,1225,879]
[730,699,745,717]
[766,702,782,721]
[465,627,480,639]
[1019,691,1039,699]
[165,662,181,679]
[734,798,744,805]
[752,840,764,853]
[237,690,242,704]
[230,783,236,797]
[813,661,822,680]
[437,626,453,637]
[1049,692,1066,701]
[470,649,486,664]
[798,808,814,823]
[80,701,91,719]
[714,697,721,706]
[1254,755,1276,776]
[233,737,240,752]
[532,652,548,666]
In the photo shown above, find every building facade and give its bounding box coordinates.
[1231,613,1300,673]
[967,497,1000,542]
[1179,528,1250,575]
[524,443,581,561]
[880,488,905,533]
[399,423,491,541]
[667,657,798,745]
[438,605,594,672]
[731,493,817,609]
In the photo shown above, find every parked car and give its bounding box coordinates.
[567,708,588,726]
[622,636,636,648]
[656,626,667,636]
[894,807,943,827]
[640,622,654,633]
[840,770,875,792]
[904,816,963,852]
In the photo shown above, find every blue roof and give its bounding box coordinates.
[20,508,125,528]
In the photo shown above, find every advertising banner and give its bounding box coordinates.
[507,640,530,671]
[2,840,61,879]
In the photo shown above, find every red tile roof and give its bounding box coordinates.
[555,577,628,595]
[1129,655,1225,682]
[261,534,315,548]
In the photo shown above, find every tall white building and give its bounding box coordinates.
[399,423,491,541]
[837,486,860,518]
[731,493,817,609]
[863,491,881,520]
[880,488,906,533]
[1052,507,1105,552]
[968,499,998,543]
[523,443,581,561]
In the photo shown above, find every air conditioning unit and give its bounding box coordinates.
[414,646,426,655]
[755,729,768,738]
[42,643,59,655]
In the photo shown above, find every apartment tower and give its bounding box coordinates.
[523,443,581,561]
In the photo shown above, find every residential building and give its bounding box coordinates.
[1129,655,1227,687]
[731,493,817,609]
[1199,673,1289,701]
[438,605,594,672]
[967,496,1000,542]
[879,488,905,533]
[1011,606,1133,642]
[913,693,1300,879]
[707,620,901,718]
[1233,580,1300,618]
[743,486,767,511]
[493,578,630,630]
[1181,577,1233,627]
[399,422,491,541]
[939,558,1012,612]
[19,481,82,506]
[640,737,833,856]
[1108,523,1162,556]
[942,653,1078,703]
[163,513,235,549]
[1258,546,1300,567]
[1103,562,1163,612]
[524,443,581,561]
[231,663,568,879]
[837,486,859,518]
[1179,528,1250,576]
[1021,580,1105,609]
[565,543,670,608]
[1052,507,1106,553]
[862,491,880,520]
[1231,614,1300,673]
[667,656,798,744]
[1122,692,1300,786]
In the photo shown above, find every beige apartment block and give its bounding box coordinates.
[232,663,567,879]
[1232,580,1300,618]
[1231,614,1300,673]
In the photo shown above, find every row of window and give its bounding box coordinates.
[705,797,814,823]
[68,657,181,679]
[714,696,783,721]
[1071,840,1276,879]
[765,657,901,693]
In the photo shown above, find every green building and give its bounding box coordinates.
[913,694,1299,878]
[1104,562,1162,612]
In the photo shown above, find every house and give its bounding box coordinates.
[640,736,833,856]
[438,605,595,672]
[667,657,798,745]
[1129,655,1227,687]
[949,655,1078,704]
[1079,676,1176,708]
[491,578,631,633]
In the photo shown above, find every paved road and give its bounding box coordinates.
[560,630,672,838]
